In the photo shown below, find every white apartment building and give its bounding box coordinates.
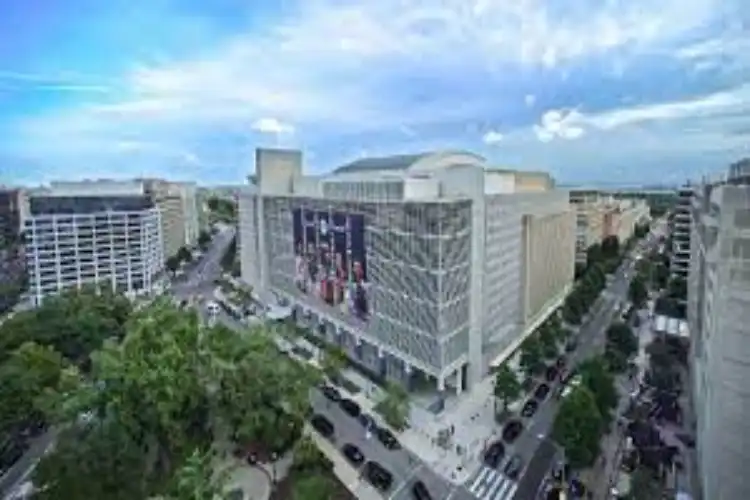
[240,149,574,394]
[688,160,750,500]
[142,179,200,258]
[24,181,164,306]
[671,186,693,278]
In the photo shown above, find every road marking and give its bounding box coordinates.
[386,463,422,500]
[469,467,492,492]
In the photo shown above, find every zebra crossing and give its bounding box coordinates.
[466,465,518,500]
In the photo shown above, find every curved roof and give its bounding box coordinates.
[333,150,486,175]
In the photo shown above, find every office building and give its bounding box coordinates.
[240,149,574,393]
[142,179,200,258]
[688,159,750,500]
[0,188,26,313]
[24,181,163,306]
[671,186,693,278]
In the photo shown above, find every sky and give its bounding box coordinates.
[0,0,748,186]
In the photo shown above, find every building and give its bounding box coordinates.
[240,149,574,393]
[671,186,693,278]
[142,179,200,258]
[602,199,650,243]
[24,181,164,306]
[688,159,750,500]
[569,189,606,263]
[0,188,26,313]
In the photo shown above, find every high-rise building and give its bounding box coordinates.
[24,181,163,306]
[240,149,574,393]
[671,186,694,278]
[142,179,200,258]
[688,159,750,500]
[0,188,25,313]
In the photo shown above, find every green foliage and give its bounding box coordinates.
[552,386,603,470]
[221,235,238,273]
[628,276,648,308]
[291,435,333,474]
[519,336,545,376]
[606,322,638,359]
[0,286,132,368]
[374,383,410,431]
[166,255,181,274]
[633,223,650,239]
[162,448,232,500]
[666,277,687,301]
[177,246,193,263]
[492,364,522,411]
[198,230,212,249]
[290,474,338,500]
[577,357,618,420]
[601,236,620,259]
[207,197,237,222]
[320,346,348,381]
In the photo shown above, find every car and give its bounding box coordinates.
[545,366,558,382]
[555,356,566,369]
[376,427,401,450]
[504,454,524,479]
[534,383,551,400]
[342,443,365,466]
[482,441,505,468]
[310,414,335,438]
[502,420,524,444]
[411,480,433,500]
[363,461,393,492]
[339,398,361,418]
[521,400,538,418]
[320,384,342,402]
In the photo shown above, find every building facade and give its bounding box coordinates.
[24,181,164,306]
[142,179,200,259]
[671,186,693,278]
[240,149,574,393]
[688,160,750,500]
[0,188,26,313]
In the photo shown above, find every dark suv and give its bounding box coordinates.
[363,461,393,491]
[310,414,335,438]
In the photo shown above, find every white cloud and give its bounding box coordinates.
[533,109,586,142]
[252,117,295,135]
[482,130,504,144]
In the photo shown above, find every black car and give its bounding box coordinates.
[502,420,524,444]
[534,383,551,400]
[321,384,342,402]
[504,454,524,479]
[376,427,400,450]
[411,480,433,500]
[340,398,361,418]
[482,441,505,468]
[363,461,393,492]
[310,414,335,438]
[545,366,558,382]
[555,356,566,369]
[564,339,577,352]
[342,443,365,466]
[521,399,538,418]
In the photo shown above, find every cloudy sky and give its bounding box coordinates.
[0,0,748,186]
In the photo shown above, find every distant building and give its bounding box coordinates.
[689,159,750,499]
[239,149,575,393]
[24,181,164,306]
[670,186,693,278]
[142,179,200,259]
[0,188,26,313]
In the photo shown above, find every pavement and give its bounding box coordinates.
[0,432,55,499]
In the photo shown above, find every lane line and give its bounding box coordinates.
[387,463,423,500]
[469,467,492,493]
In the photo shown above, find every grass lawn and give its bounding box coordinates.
[270,468,356,500]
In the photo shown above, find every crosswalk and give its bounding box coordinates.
[466,465,518,500]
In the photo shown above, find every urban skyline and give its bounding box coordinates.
[0,0,748,187]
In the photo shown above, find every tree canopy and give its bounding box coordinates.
[519,336,545,376]
[577,356,618,422]
[552,386,603,470]
[606,322,639,359]
[628,276,648,309]
[374,382,410,431]
[492,364,522,411]
[26,297,321,500]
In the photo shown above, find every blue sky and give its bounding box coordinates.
[0,0,748,186]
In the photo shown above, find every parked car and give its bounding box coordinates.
[534,383,551,400]
[342,443,365,466]
[502,420,524,444]
[482,441,505,468]
[521,399,538,418]
[320,384,342,402]
[358,413,376,429]
[376,427,401,450]
[363,461,393,492]
[310,414,335,438]
[545,366,558,382]
[411,480,433,500]
[340,398,361,418]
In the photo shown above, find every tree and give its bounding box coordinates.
[667,277,687,301]
[577,357,618,421]
[177,246,193,263]
[320,346,348,383]
[291,474,337,500]
[161,448,232,500]
[628,276,648,309]
[652,263,670,290]
[166,255,181,275]
[0,286,132,368]
[552,386,603,470]
[198,230,212,249]
[519,336,545,376]
[291,435,333,474]
[628,466,662,500]
[586,244,604,265]
[606,322,638,359]
[374,383,409,431]
[601,235,620,258]
[492,364,522,412]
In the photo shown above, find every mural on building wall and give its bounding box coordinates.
[292,207,370,320]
